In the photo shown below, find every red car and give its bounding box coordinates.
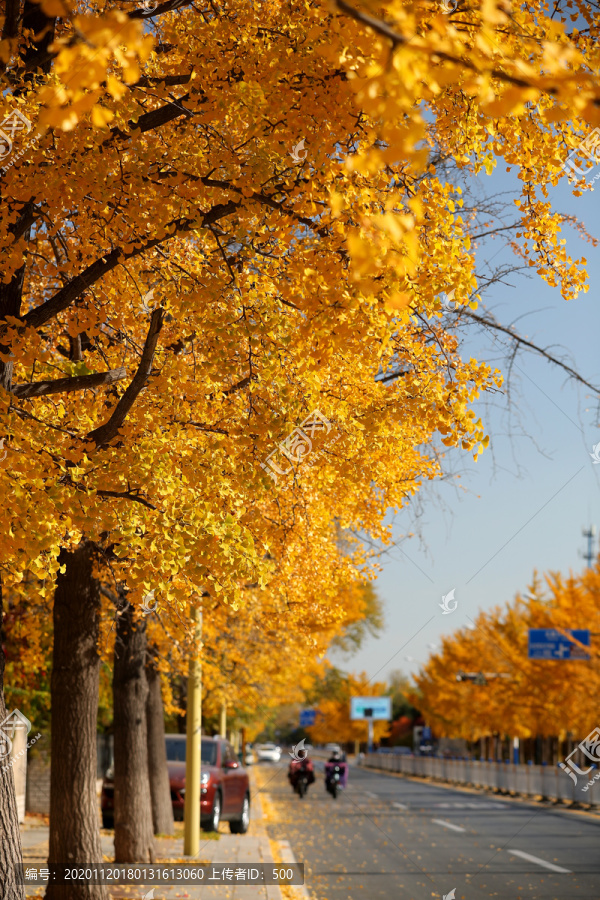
[101,735,250,834]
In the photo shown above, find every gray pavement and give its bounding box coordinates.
[258,758,600,899]
[20,775,282,900]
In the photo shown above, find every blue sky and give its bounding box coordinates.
[333,162,600,688]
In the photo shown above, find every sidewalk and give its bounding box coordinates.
[20,773,282,900]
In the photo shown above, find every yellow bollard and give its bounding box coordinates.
[184,604,202,856]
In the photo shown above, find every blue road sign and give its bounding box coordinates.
[528,628,590,660]
[299,709,316,727]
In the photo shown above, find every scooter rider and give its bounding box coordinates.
[324,749,348,796]
[288,754,315,792]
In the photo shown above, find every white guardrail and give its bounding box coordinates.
[361,753,600,806]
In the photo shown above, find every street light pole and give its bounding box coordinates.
[184,603,202,856]
[456,670,511,685]
[581,525,596,568]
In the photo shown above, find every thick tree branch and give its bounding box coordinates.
[65,480,158,510]
[135,73,193,88]
[1,0,20,42]
[87,307,165,448]
[15,1,194,76]
[376,369,407,384]
[8,200,37,243]
[198,177,336,244]
[184,422,229,435]
[333,0,599,101]
[129,0,194,19]
[3,201,238,336]
[94,489,157,510]
[12,367,127,399]
[100,585,120,604]
[106,92,194,143]
[208,374,254,401]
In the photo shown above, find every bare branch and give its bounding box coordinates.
[87,308,165,448]
[460,307,600,395]
[12,367,127,399]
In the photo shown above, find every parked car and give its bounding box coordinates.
[255,742,282,762]
[101,735,250,834]
[244,744,255,766]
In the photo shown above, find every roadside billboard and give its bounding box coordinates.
[350,696,392,721]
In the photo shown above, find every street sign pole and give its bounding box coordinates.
[367,719,374,754]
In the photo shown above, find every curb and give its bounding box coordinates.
[250,769,311,900]
[276,841,310,900]
[250,772,283,900]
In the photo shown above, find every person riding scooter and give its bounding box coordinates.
[324,749,348,798]
[288,754,315,797]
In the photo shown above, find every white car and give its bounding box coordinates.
[244,745,255,766]
[256,742,282,762]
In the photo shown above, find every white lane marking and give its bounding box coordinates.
[393,802,408,810]
[505,849,571,874]
[364,791,378,798]
[434,802,505,810]
[432,818,466,833]
[278,840,311,897]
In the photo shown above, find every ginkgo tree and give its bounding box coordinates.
[1,0,599,896]
[414,562,600,760]
[306,671,390,746]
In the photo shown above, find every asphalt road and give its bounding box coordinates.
[257,760,600,900]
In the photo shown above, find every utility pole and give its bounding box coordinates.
[220,701,227,740]
[184,603,202,856]
[581,525,596,568]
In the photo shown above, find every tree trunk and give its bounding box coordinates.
[146,652,174,836]
[113,602,154,862]
[0,266,25,392]
[0,579,27,900]
[47,542,107,900]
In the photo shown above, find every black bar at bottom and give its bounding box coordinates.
[16,863,304,885]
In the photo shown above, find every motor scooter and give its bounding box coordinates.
[324,760,348,799]
[288,758,315,798]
